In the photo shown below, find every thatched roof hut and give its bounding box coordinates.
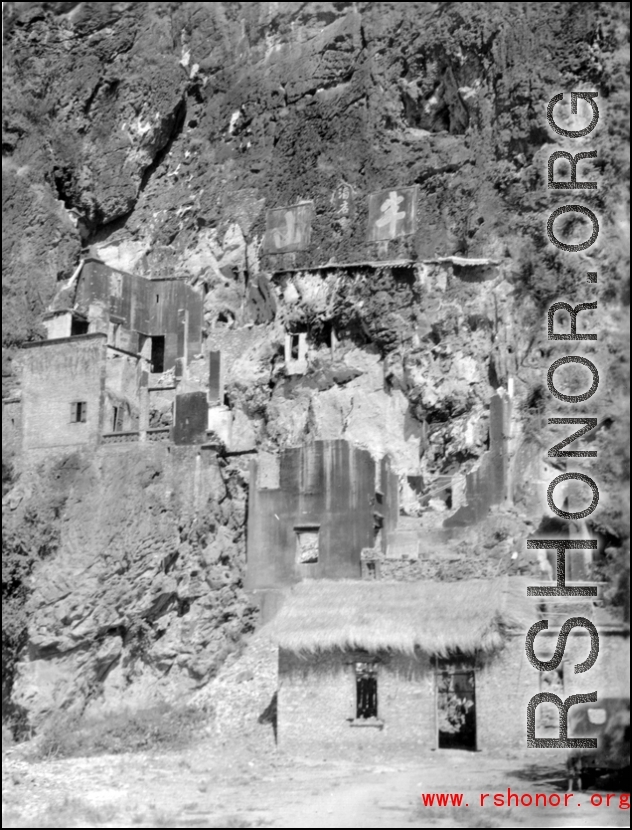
[267,577,533,657]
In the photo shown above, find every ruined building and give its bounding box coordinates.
[16,257,203,461]
[5,217,625,753]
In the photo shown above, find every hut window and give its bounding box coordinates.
[296,527,319,564]
[355,662,378,719]
[290,334,300,360]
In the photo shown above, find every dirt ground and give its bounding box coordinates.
[2,736,630,828]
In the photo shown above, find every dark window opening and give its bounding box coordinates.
[296,527,319,564]
[356,663,378,719]
[290,334,300,360]
[373,513,383,548]
[71,316,89,336]
[364,561,378,580]
[70,401,87,423]
[112,406,124,432]
[151,336,165,373]
[156,294,160,304]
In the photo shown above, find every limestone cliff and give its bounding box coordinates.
[2,2,629,728]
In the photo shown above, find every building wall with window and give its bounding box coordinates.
[278,649,435,749]
[21,334,106,458]
[246,440,398,591]
[277,626,629,754]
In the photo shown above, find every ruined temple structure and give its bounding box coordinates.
[268,579,629,752]
[13,257,205,460]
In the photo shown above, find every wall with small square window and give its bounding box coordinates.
[247,440,398,589]
[21,334,106,457]
[295,526,320,565]
[277,649,435,749]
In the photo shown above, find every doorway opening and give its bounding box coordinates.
[151,335,165,373]
[436,660,476,750]
[71,315,89,336]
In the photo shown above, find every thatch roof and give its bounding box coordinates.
[266,577,532,656]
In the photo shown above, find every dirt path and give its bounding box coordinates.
[3,740,629,828]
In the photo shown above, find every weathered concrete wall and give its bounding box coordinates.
[247,440,393,589]
[444,392,511,528]
[173,391,208,445]
[76,259,203,369]
[278,649,435,750]
[20,334,106,456]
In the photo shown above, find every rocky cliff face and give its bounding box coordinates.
[2,2,629,727]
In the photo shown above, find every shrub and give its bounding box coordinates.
[32,702,211,760]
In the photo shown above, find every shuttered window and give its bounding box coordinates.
[70,401,87,423]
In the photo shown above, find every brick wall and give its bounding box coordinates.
[278,649,435,751]
[21,335,106,455]
[278,633,629,755]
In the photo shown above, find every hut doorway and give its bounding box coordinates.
[436,665,477,750]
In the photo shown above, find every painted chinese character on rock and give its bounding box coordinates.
[367,186,418,242]
[263,202,314,253]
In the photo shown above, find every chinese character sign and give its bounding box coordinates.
[367,186,418,242]
[263,202,313,253]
